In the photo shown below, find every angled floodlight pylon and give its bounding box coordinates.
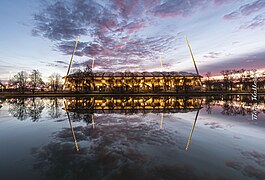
[185,36,202,86]
[63,37,79,90]
[185,36,199,75]
[66,36,79,76]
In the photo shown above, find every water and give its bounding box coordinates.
[0,95,264,180]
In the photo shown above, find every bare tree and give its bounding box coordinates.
[8,98,44,121]
[49,73,62,91]
[48,98,62,118]
[220,70,229,91]
[30,70,44,93]
[239,69,245,83]
[0,80,4,91]
[28,97,45,121]
[10,71,28,92]
[205,72,211,91]
[8,98,29,120]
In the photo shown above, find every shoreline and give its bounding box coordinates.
[0,91,264,98]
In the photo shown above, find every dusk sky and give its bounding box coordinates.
[1,0,265,81]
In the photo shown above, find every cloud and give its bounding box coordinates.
[112,0,143,19]
[240,0,265,16]
[225,150,265,180]
[41,60,68,68]
[224,0,265,19]
[32,0,184,71]
[32,0,240,73]
[30,113,200,179]
[150,0,233,18]
[226,160,265,180]
[232,41,239,45]
[203,52,222,59]
[240,13,265,30]
[198,50,265,75]
[204,122,223,129]
[150,0,203,18]
[53,60,68,65]
[243,166,265,180]
[225,160,242,170]
[122,19,146,34]
[213,0,232,6]
[56,41,89,56]
[32,2,86,40]
[62,34,180,71]
[241,151,265,167]
[223,11,240,20]
[223,0,265,29]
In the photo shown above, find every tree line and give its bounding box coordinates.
[204,69,265,91]
[7,70,63,92]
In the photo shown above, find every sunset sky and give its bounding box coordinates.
[0,0,265,81]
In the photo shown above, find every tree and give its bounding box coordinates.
[10,71,28,92]
[48,98,62,118]
[0,80,4,91]
[8,98,44,121]
[205,72,211,91]
[220,70,229,91]
[49,73,62,91]
[30,70,44,93]
[28,97,45,121]
[239,69,245,83]
[8,98,29,120]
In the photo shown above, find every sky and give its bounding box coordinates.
[0,0,265,81]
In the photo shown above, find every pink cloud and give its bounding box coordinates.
[240,0,265,16]
[213,0,232,6]
[124,20,146,34]
[112,0,140,18]
[240,13,265,30]
[223,0,265,21]
[223,11,240,20]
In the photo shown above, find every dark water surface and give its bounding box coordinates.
[0,95,264,180]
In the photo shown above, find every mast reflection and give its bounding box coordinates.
[186,109,200,152]
[63,96,203,151]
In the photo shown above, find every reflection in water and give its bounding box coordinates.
[160,113,164,129]
[63,96,203,152]
[0,98,4,109]
[92,114,95,129]
[65,101,79,152]
[204,95,265,116]
[4,95,264,121]
[186,109,200,152]
[48,98,63,119]
[8,98,29,120]
[8,98,45,121]
[0,95,265,179]
[225,150,265,180]
[63,96,202,113]
[31,114,203,179]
